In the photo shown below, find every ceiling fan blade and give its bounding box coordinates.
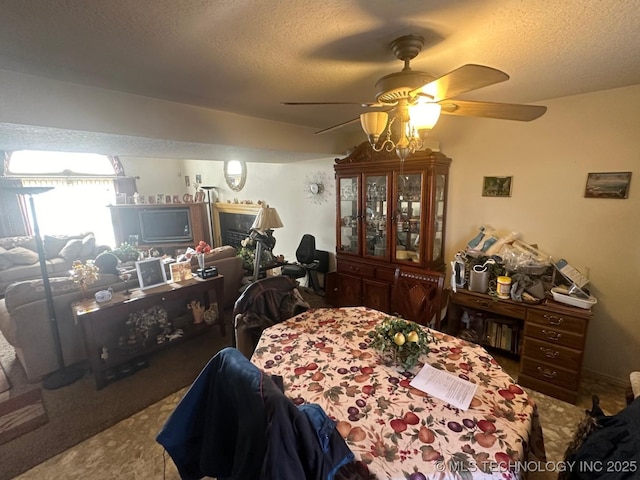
[282,101,382,107]
[411,64,509,102]
[314,117,361,135]
[439,99,547,121]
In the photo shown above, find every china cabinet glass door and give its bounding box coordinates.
[363,174,389,259]
[394,172,423,265]
[432,174,446,262]
[338,175,359,254]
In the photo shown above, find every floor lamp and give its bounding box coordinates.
[250,204,283,282]
[2,187,84,389]
[200,186,217,246]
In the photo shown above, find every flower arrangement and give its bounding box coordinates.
[195,240,212,254]
[111,242,139,262]
[70,260,100,297]
[236,237,274,271]
[368,316,435,370]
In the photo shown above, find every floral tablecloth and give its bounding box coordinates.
[251,307,546,480]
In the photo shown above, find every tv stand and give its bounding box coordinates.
[109,203,211,252]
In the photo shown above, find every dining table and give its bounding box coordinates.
[251,306,546,480]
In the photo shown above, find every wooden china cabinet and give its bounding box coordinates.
[333,142,451,312]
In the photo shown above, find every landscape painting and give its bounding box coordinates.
[482,176,512,197]
[584,172,631,199]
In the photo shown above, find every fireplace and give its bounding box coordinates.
[212,203,261,247]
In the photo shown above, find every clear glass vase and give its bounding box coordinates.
[197,253,205,270]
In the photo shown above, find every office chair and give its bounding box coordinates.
[391,267,445,330]
[281,234,322,292]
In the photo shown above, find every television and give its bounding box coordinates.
[138,208,193,243]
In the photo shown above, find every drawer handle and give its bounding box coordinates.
[537,366,557,379]
[542,329,562,341]
[539,347,560,358]
[543,314,563,325]
[349,266,359,272]
[475,300,491,308]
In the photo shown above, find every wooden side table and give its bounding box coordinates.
[73,275,224,389]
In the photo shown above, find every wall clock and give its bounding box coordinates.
[304,171,331,204]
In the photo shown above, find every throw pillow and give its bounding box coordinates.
[79,234,96,259]
[4,246,39,265]
[17,237,38,251]
[0,247,13,271]
[59,239,83,261]
[44,235,70,259]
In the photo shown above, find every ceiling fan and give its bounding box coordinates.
[283,35,547,160]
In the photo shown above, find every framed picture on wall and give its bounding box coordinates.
[482,176,513,197]
[135,257,168,290]
[584,172,631,199]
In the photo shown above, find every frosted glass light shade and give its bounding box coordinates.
[409,103,441,130]
[360,112,389,143]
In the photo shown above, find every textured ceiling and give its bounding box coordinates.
[0,0,639,160]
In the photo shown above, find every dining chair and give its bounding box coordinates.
[390,267,445,329]
[233,276,310,357]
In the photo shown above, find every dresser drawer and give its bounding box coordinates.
[338,261,375,278]
[521,337,582,372]
[452,291,527,319]
[527,309,588,335]
[524,323,585,350]
[520,358,579,390]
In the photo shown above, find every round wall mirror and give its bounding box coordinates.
[224,160,247,191]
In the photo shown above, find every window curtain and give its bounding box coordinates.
[0,178,30,237]
[22,178,116,246]
[0,153,29,237]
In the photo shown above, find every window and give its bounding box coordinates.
[6,150,120,246]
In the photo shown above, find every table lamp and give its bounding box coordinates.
[250,203,283,282]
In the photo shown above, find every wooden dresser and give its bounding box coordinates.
[449,289,592,404]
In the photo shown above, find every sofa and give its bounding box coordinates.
[0,245,244,381]
[0,274,126,381]
[0,233,110,294]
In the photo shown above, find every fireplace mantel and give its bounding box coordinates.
[212,202,260,248]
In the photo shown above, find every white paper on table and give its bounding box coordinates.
[409,363,478,410]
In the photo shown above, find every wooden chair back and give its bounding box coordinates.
[391,267,445,329]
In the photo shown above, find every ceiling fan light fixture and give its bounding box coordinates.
[409,102,441,130]
[360,112,388,144]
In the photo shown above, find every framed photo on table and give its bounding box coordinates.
[135,257,167,290]
[169,260,193,283]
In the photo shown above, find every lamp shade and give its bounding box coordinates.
[360,112,388,143]
[409,102,441,130]
[251,206,283,233]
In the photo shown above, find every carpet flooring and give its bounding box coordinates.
[0,311,233,480]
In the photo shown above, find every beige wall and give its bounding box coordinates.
[436,84,640,384]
